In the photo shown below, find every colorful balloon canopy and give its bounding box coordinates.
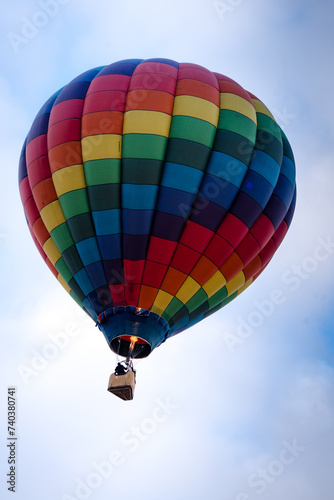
[19,58,296,358]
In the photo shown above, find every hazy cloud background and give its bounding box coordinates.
[1,1,334,499]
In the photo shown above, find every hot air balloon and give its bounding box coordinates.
[19,58,296,399]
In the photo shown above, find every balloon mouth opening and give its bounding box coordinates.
[110,335,152,359]
[96,305,170,358]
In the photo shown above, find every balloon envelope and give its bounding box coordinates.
[19,58,296,358]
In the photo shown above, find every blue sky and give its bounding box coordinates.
[1,1,334,499]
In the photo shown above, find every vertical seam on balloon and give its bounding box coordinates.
[127,60,179,303]
[143,63,214,310]
[170,69,225,298]
[80,66,121,313]
[48,70,106,318]
[120,60,146,306]
[136,60,180,311]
